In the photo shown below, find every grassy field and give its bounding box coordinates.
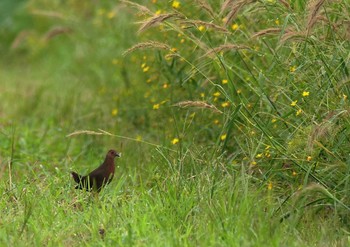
[1,0,350,246]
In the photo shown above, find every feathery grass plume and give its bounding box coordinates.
[138,13,180,33]
[11,31,32,49]
[195,0,215,18]
[66,130,104,137]
[251,28,282,38]
[123,41,170,56]
[307,0,326,31]
[224,0,255,26]
[43,26,72,41]
[280,30,307,43]
[203,44,250,57]
[181,20,230,33]
[220,0,235,15]
[120,0,153,16]
[278,0,290,9]
[173,101,223,114]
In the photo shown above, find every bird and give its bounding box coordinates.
[71,149,121,192]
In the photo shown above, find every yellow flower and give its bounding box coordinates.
[271,118,277,123]
[111,108,118,116]
[306,156,312,161]
[198,25,205,32]
[292,171,297,176]
[136,135,142,141]
[290,66,296,72]
[296,109,302,116]
[214,119,220,125]
[171,138,179,145]
[222,102,230,108]
[141,63,146,68]
[171,47,177,52]
[343,94,347,100]
[251,161,257,166]
[163,83,169,89]
[180,38,185,43]
[200,93,205,98]
[302,91,310,97]
[267,182,273,190]
[143,66,150,72]
[275,18,280,25]
[155,10,161,15]
[231,23,239,30]
[222,79,228,84]
[290,100,297,106]
[256,153,263,158]
[153,104,160,110]
[236,89,242,94]
[172,1,180,9]
[220,134,227,141]
[213,92,221,97]
[107,11,116,19]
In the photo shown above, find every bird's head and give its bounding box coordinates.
[107,149,121,159]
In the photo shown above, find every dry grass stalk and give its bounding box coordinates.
[307,0,326,31]
[204,44,250,57]
[195,0,215,18]
[66,130,103,137]
[181,20,229,33]
[224,0,255,26]
[251,28,281,38]
[280,30,307,43]
[120,0,153,15]
[30,9,65,19]
[138,13,179,33]
[220,0,235,14]
[43,26,72,41]
[11,31,32,49]
[279,0,290,9]
[173,101,223,114]
[123,41,170,56]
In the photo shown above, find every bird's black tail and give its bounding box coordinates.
[71,172,81,183]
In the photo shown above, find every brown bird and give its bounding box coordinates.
[71,149,121,192]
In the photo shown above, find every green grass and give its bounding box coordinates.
[1,0,350,246]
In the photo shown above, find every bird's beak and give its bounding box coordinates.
[115,152,121,158]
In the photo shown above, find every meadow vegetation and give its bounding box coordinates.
[0,0,350,245]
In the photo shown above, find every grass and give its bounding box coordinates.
[1,0,350,246]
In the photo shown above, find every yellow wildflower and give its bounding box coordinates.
[271,118,277,123]
[290,100,297,106]
[290,66,296,72]
[222,79,228,84]
[292,171,297,176]
[275,18,280,25]
[256,153,263,158]
[153,104,160,110]
[171,47,177,52]
[220,134,227,141]
[155,10,161,15]
[172,1,180,9]
[302,91,310,97]
[296,109,302,116]
[200,93,205,98]
[107,11,116,19]
[180,38,185,43]
[231,23,239,30]
[163,83,169,89]
[237,89,242,94]
[251,161,257,166]
[111,108,118,116]
[143,66,150,72]
[136,135,142,141]
[221,102,230,108]
[198,25,205,32]
[267,182,273,190]
[214,119,220,125]
[171,138,179,145]
[213,92,221,97]
[306,156,312,161]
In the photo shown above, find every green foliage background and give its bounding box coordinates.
[0,0,350,245]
